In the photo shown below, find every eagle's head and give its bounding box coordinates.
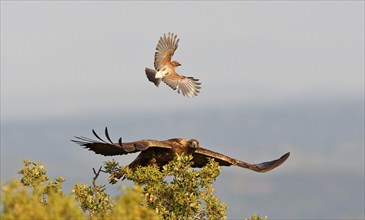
[188,139,199,149]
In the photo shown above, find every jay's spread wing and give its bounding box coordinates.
[162,75,201,97]
[154,32,179,71]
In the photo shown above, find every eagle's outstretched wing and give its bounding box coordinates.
[193,148,290,173]
[154,32,179,70]
[72,127,170,156]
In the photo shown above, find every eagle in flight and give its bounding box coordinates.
[72,128,290,173]
[145,33,201,97]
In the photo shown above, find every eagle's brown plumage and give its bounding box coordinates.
[72,127,290,172]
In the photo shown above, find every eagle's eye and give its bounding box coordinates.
[189,139,199,149]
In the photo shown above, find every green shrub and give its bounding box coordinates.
[105,154,227,220]
[107,185,160,220]
[1,156,266,220]
[1,160,85,220]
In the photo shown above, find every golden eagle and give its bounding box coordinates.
[72,128,289,173]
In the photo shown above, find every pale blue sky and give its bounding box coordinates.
[1,1,364,218]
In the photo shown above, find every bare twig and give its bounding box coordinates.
[92,166,105,189]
